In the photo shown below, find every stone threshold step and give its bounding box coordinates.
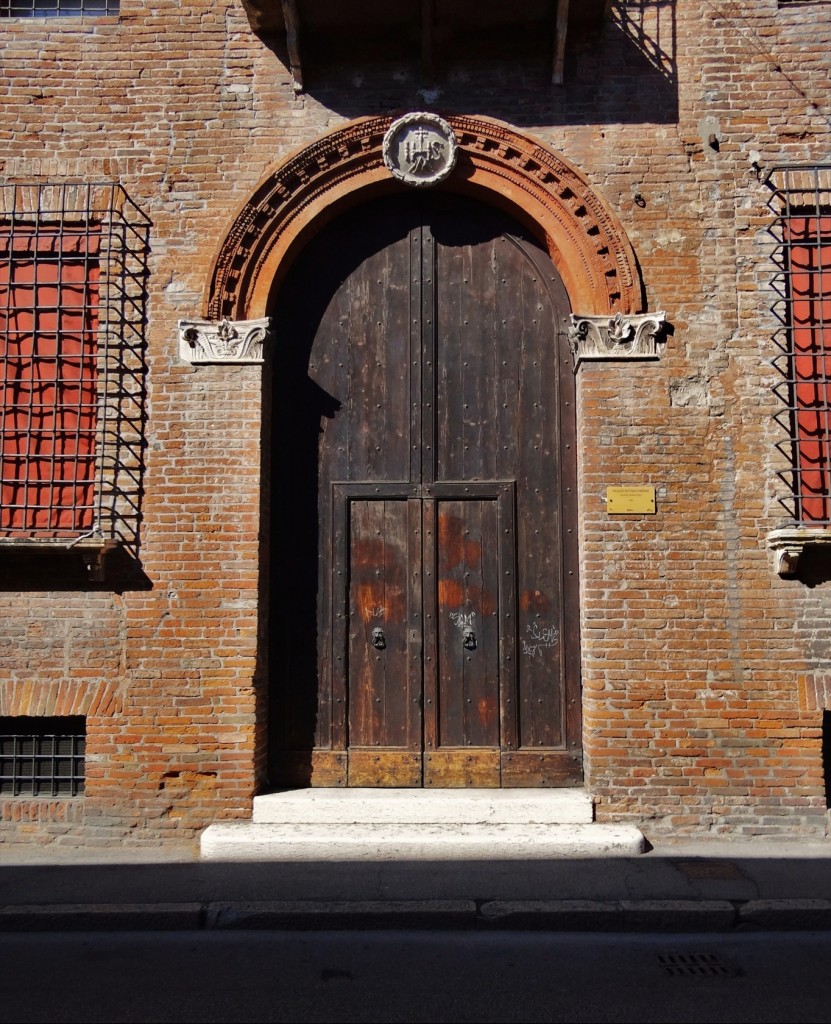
[253,788,594,825]
[200,822,645,861]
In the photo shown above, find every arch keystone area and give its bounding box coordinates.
[205,115,644,320]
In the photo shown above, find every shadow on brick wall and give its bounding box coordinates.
[0,545,152,593]
[794,549,831,588]
[258,0,678,127]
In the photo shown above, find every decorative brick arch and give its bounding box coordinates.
[205,115,644,320]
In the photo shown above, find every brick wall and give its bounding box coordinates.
[0,0,829,845]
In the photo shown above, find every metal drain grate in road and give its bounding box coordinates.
[658,953,738,977]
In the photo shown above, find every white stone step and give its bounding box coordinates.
[252,788,594,826]
[200,821,645,861]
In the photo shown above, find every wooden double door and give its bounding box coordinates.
[270,192,581,788]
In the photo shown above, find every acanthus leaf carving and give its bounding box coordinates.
[568,311,668,367]
[178,317,272,365]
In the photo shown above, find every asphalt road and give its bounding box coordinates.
[2,929,829,1023]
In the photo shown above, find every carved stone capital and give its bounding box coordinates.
[766,526,831,576]
[178,317,272,365]
[569,311,668,367]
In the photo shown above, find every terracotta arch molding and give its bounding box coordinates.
[205,114,644,320]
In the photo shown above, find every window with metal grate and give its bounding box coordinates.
[1,222,101,534]
[786,212,831,523]
[0,1,118,16]
[768,167,831,526]
[0,183,149,552]
[0,716,86,797]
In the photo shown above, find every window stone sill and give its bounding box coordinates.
[766,526,831,576]
[0,537,119,581]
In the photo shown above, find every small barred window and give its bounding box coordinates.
[0,1,118,16]
[0,716,86,797]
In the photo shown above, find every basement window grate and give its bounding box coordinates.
[0,1,119,15]
[658,953,738,978]
[0,715,86,797]
[767,166,831,526]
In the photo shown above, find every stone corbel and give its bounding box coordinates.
[178,317,272,365]
[569,311,668,367]
[766,526,831,576]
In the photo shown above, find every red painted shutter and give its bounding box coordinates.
[788,215,831,524]
[0,223,100,536]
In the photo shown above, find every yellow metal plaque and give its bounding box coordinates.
[606,486,657,514]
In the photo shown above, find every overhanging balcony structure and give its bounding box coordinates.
[240,0,611,90]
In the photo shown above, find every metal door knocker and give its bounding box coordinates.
[371,627,386,650]
[463,626,477,651]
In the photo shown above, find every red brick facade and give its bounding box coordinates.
[1,1,829,848]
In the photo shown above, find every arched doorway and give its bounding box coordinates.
[269,191,581,788]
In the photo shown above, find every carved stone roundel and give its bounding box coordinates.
[382,112,458,188]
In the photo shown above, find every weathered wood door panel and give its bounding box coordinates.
[342,491,423,787]
[432,497,501,751]
[270,193,581,788]
[421,485,515,788]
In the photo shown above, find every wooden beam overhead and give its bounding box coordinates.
[281,0,304,92]
[237,0,610,86]
[421,0,435,76]
[552,0,570,85]
[240,0,283,34]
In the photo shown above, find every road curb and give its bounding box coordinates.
[1,901,831,933]
[738,899,831,931]
[1,899,830,932]
[479,899,738,932]
[0,903,202,931]
[206,900,478,930]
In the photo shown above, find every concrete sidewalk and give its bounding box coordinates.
[1,837,829,932]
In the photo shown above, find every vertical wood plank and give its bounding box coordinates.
[407,496,424,755]
[435,498,501,750]
[498,484,519,757]
[422,496,438,754]
[410,224,423,487]
[330,485,348,750]
[421,219,437,486]
[348,498,410,749]
[515,239,564,750]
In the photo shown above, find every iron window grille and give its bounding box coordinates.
[0,716,86,797]
[768,166,831,527]
[0,1,118,16]
[0,182,149,552]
